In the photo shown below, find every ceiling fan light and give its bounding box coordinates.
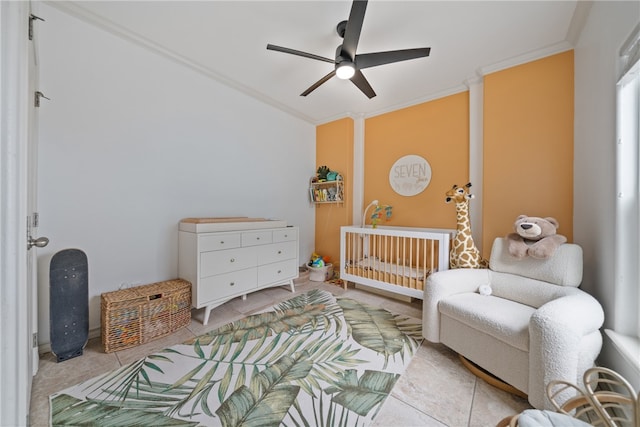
[336,62,355,80]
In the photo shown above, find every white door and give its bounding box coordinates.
[0,1,47,425]
[27,0,47,375]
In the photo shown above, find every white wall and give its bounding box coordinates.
[573,1,639,387]
[36,4,316,345]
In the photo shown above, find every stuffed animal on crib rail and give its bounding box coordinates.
[506,215,567,259]
[445,183,489,269]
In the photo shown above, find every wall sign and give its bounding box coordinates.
[389,154,432,196]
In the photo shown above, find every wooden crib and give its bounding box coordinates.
[340,225,455,299]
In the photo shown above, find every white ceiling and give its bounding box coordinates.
[53,1,582,124]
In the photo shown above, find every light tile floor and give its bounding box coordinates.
[29,280,531,426]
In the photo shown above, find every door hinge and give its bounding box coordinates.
[32,332,38,348]
[29,14,44,41]
[34,91,50,108]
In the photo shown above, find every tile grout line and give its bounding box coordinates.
[467,377,478,426]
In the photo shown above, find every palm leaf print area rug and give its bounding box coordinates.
[50,289,423,426]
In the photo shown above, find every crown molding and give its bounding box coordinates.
[364,84,469,120]
[477,41,574,77]
[566,1,593,47]
[320,40,574,124]
[315,84,469,125]
[464,75,483,87]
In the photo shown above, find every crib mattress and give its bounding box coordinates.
[346,257,428,290]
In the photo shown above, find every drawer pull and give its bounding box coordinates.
[220,241,224,244]
[277,270,282,274]
[277,250,282,254]
[256,237,260,240]
[230,282,235,286]
[230,258,235,263]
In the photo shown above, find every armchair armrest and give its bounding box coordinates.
[423,268,490,342]
[528,291,605,409]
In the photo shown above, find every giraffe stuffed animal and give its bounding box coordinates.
[446,183,489,269]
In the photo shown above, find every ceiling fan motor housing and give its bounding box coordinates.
[335,44,355,79]
[335,45,352,64]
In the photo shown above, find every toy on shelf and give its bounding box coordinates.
[316,166,330,181]
[327,187,337,201]
[310,168,343,203]
[314,166,342,182]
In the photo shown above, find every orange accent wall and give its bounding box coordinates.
[315,118,354,265]
[364,92,470,228]
[483,51,574,252]
[314,52,574,264]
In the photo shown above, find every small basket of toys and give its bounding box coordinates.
[306,252,333,282]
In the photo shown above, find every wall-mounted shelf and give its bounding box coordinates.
[310,179,344,204]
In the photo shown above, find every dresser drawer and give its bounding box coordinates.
[273,228,297,243]
[242,231,272,247]
[258,259,297,286]
[199,268,257,304]
[257,241,297,265]
[200,248,256,278]
[199,233,241,252]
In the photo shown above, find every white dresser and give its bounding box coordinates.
[178,218,299,325]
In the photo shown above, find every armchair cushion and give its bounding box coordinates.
[489,272,577,308]
[439,293,534,351]
[490,238,583,287]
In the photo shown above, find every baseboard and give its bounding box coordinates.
[38,327,102,356]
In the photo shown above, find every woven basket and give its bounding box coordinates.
[101,279,191,353]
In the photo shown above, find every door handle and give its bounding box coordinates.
[28,236,49,249]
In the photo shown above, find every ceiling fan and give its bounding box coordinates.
[266,0,431,99]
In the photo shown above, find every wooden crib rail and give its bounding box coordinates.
[340,226,455,299]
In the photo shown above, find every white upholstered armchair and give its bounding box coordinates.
[423,237,604,410]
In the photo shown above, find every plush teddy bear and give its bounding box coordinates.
[506,215,567,260]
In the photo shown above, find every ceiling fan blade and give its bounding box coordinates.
[356,48,431,69]
[301,70,337,96]
[267,44,334,64]
[341,0,368,59]
[350,69,376,99]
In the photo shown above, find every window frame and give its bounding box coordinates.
[614,58,639,337]
[610,24,640,371]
